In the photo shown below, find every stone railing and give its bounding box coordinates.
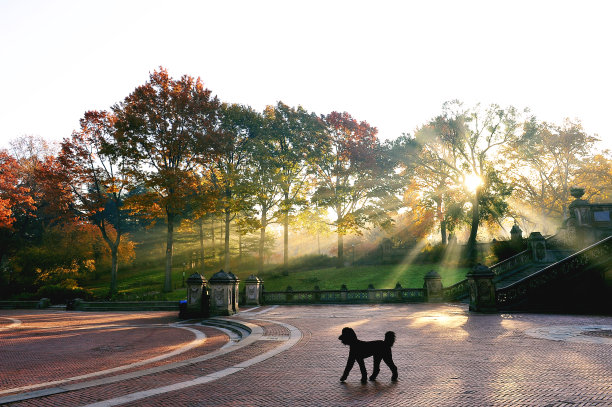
[442,279,469,301]
[489,249,531,278]
[497,235,612,308]
[262,287,426,305]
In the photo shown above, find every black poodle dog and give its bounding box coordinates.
[338,327,398,383]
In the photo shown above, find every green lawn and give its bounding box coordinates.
[85,263,468,301]
[250,264,469,292]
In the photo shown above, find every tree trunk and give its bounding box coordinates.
[198,218,205,274]
[164,211,174,292]
[336,207,344,268]
[211,219,216,260]
[110,245,118,296]
[466,187,480,263]
[258,208,267,274]
[317,233,320,255]
[337,232,344,268]
[436,199,447,244]
[238,233,242,265]
[283,192,289,270]
[224,208,231,271]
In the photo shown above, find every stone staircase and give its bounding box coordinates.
[493,249,574,289]
[496,235,612,312]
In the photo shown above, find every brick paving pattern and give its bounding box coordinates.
[1,304,612,406]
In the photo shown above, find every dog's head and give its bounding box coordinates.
[338,327,358,345]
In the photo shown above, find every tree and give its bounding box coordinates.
[263,102,326,269]
[249,132,285,273]
[113,67,224,292]
[312,111,402,267]
[0,151,35,230]
[413,101,521,258]
[209,104,261,271]
[507,118,601,230]
[60,110,131,296]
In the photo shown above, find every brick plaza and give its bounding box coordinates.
[1,304,611,406]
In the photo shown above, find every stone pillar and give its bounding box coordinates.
[510,222,523,247]
[185,273,208,318]
[394,282,403,301]
[367,284,376,302]
[424,270,443,302]
[529,232,547,262]
[245,274,263,305]
[467,264,496,312]
[209,270,235,316]
[227,272,240,312]
[340,284,348,302]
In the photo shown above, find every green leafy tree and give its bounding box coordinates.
[263,102,325,269]
[208,103,261,271]
[312,111,402,267]
[507,118,601,228]
[249,131,285,273]
[413,101,521,258]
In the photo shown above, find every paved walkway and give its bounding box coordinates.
[1,304,612,406]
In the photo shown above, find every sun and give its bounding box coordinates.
[463,173,483,193]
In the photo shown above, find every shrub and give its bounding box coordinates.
[491,239,527,263]
[35,284,94,304]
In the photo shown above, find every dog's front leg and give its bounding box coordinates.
[340,355,355,382]
[357,358,368,384]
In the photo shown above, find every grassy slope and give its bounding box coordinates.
[86,263,468,301]
[253,264,468,292]
[84,227,468,300]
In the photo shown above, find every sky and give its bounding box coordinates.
[1,0,611,152]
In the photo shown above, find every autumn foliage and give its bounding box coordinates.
[2,66,611,300]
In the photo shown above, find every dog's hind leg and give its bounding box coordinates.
[369,356,382,381]
[357,359,368,384]
[383,353,398,381]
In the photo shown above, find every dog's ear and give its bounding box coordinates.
[340,327,357,343]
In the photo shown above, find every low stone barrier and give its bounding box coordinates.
[262,286,427,305]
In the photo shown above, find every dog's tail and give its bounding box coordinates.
[385,331,396,347]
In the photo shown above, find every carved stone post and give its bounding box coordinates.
[510,222,523,248]
[245,274,263,306]
[368,284,376,302]
[394,282,403,301]
[209,270,235,316]
[227,272,240,313]
[424,270,443,302]
[467,264,496,312]
[185,273,208,318]
[529,232,547,262]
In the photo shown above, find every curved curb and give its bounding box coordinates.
[0,323,208,403]
[80,318,301,407]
